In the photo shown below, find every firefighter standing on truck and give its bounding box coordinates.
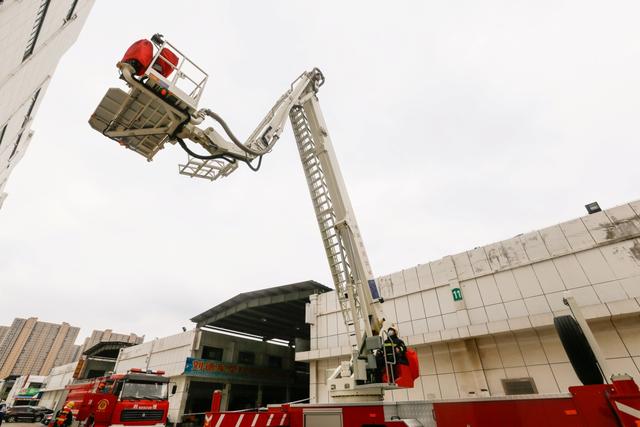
[54,402,74,427]
[384,326,408,365]
[372,325,409,383]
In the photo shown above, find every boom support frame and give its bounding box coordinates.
[89,36,395,400]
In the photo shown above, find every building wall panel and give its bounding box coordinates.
[300,201,640,402]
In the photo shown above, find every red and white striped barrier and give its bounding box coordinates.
[204,411,289,427]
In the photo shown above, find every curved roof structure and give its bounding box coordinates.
[191,280,331,342]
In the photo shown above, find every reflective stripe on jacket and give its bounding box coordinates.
[55,408,72,426]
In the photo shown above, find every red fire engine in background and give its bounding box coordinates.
[62,369,175,427]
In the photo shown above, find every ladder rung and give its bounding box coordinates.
[301,151,315,161]
[316,206,330,215]
[304,156,318,165]
[310,179,325,189]
[308,174,323,184]
[313,192,327,201]
[319,211,333,221]
[306,167,320,176]
[321,233,336,242]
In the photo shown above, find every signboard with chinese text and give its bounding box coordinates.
[183,357,291,385]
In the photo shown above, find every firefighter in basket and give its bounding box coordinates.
[373,325,409,382]
[384,325,408,365]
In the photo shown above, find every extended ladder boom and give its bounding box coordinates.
[177,69,385,345]
[89,35,397,400]
[290,98,382,340]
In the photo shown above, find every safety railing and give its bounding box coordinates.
[146,35,209,108]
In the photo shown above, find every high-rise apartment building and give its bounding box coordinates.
[0,0,95,208]
[0,317,80,379]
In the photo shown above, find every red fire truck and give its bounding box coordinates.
[90,36,640,426]
[61,369,174,427]
[203,375,640,427]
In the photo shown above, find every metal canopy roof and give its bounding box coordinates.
[191,280,331,342]
[83,341,136,359]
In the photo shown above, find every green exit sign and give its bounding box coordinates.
[452,287,463,301]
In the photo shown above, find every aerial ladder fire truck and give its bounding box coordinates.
[89,34,640,426]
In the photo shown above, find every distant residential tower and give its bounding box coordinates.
[0,317,80,379]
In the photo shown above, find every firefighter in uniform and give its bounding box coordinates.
[54,402,74,427]
[384,325,408,365]
[372,325,409,382]
[0,401,6,427]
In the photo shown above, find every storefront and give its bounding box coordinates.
[183,355,297,411]
[4,375,46,407]
[115,281,329,425]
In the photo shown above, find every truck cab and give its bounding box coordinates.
[65,369,172,427]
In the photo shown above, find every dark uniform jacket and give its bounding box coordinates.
[384,334,408,365]
[54,408,73,427]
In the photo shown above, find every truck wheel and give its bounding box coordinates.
[6,416,16,422]
[554,315,604,385]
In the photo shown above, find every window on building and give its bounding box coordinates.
[10,89,40,161]
[65,0,79,22]
[0,124,6,147]
[202,346,223,361]
[237,351,255,365]
[23,0,51,61]
[502,378,537,395]
[22,89,41,128]
[267,356,282,369]
[10,131,24,160]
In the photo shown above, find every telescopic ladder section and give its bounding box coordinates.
[289,96,381,347]
[290,105,362,343]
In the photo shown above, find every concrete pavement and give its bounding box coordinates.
[4,423,42,427]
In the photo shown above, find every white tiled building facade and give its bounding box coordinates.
[38,361,77,410]
[297,200,640,403]
[0,0,94,208]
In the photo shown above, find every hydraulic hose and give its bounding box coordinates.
[202,109,278,156]
[176,137,236,163]
[118,63,264,169]
[176,137,265,172]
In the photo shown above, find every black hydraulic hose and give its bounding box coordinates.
[177,136,262,171]
[245,155,263,172]
[202,109,277,156]
[176,137,236,163]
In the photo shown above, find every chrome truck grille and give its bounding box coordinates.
[120,409,164,422]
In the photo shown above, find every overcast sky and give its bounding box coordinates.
[1,1,639,343]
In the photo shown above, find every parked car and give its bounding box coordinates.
[4,406,52,423]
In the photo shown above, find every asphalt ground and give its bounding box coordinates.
[3,423,41,427]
